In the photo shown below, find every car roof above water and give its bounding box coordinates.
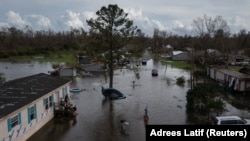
[216,115,242,120]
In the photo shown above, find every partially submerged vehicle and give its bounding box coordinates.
[142,59,147,65]
[101,86,126,100]
[213,115,250,125]
[152,69,158,76]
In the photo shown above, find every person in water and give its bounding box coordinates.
[144,107,148,121]
[120,120,129,130]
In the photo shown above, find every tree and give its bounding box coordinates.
[86,4,140,88]
[192,14,231,67]
[186,82,226,119]
[192,14,230,38]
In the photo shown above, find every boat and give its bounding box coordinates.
[70,88,83,93]
[101,86,126,100]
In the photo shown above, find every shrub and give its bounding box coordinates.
[176,76,185,85]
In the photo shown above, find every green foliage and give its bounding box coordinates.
[86,4,140,88]
[186,82,226,117]
[87,4,138,36]
[176,76,185,85]
[160,59,194,70]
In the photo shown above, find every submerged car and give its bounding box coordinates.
[152,69,158,76]
[101,87,126,100]
[213,115,250,125]
[142,59,147,65]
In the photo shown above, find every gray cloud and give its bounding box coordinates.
[0,0,249,36]
[7,11,29,28]
[28,14,52,29]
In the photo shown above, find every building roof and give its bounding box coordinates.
[213,67,250,79]
[0,73,71,119]
[172,51,183,55]
[81,64,106,73]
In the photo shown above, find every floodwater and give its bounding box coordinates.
[1,59,250,141]
[0,61,54,81]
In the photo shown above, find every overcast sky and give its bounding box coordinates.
[0,0,249,36]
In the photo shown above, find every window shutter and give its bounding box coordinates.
[34,104,37,119]
[18,112,22,124]
[27,107,31,124]
[7,118,11,132]
[43,98,46,105]
[52,94,54,107]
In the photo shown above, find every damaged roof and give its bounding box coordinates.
[0,73,71,119]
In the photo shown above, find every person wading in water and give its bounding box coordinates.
[144,107,148,121]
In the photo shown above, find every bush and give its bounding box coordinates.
[186,82,226,117]
[176,76,185,85]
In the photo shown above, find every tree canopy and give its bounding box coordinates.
[186,82,226,118]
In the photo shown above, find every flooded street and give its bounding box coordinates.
[1,59,250,141]
[26,59,189,141]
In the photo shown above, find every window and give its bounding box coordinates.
[28,104,37,123]
[237,120,246,124]
[44,98,49,110]
[221,120,237,124]
[49,96,53,107]
[11,115,18,128]
[7,113,21,132]
[44,95,54,110]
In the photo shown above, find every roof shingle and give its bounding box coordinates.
[0,73,71,119]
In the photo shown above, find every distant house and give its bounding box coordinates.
[207,66,250,92]
[163,44,173,50]
[0,73,71,141]
[80,64,106,73]
[205,49,222,57]
[161,44,173,58]
[59,67,77,77]
[172,51,191,61]
[228,55,250,66]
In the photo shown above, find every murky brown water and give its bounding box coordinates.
[1,59,250,141]
[44,59,189,141]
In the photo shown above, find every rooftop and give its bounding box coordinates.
[0,73,71,119]
[217,68,250,79]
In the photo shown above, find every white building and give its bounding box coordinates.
[0,73,71,141]
[207,66,250,92]
[59,67,77,77]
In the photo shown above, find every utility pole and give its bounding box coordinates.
[190,39,194,90]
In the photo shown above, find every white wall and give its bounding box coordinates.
[239,80,245,92]
[215,71,224,82]
[210,69,215,79]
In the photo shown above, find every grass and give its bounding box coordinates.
[228,66,243,71]
[159,58,201,71]
[163,60,191,69]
